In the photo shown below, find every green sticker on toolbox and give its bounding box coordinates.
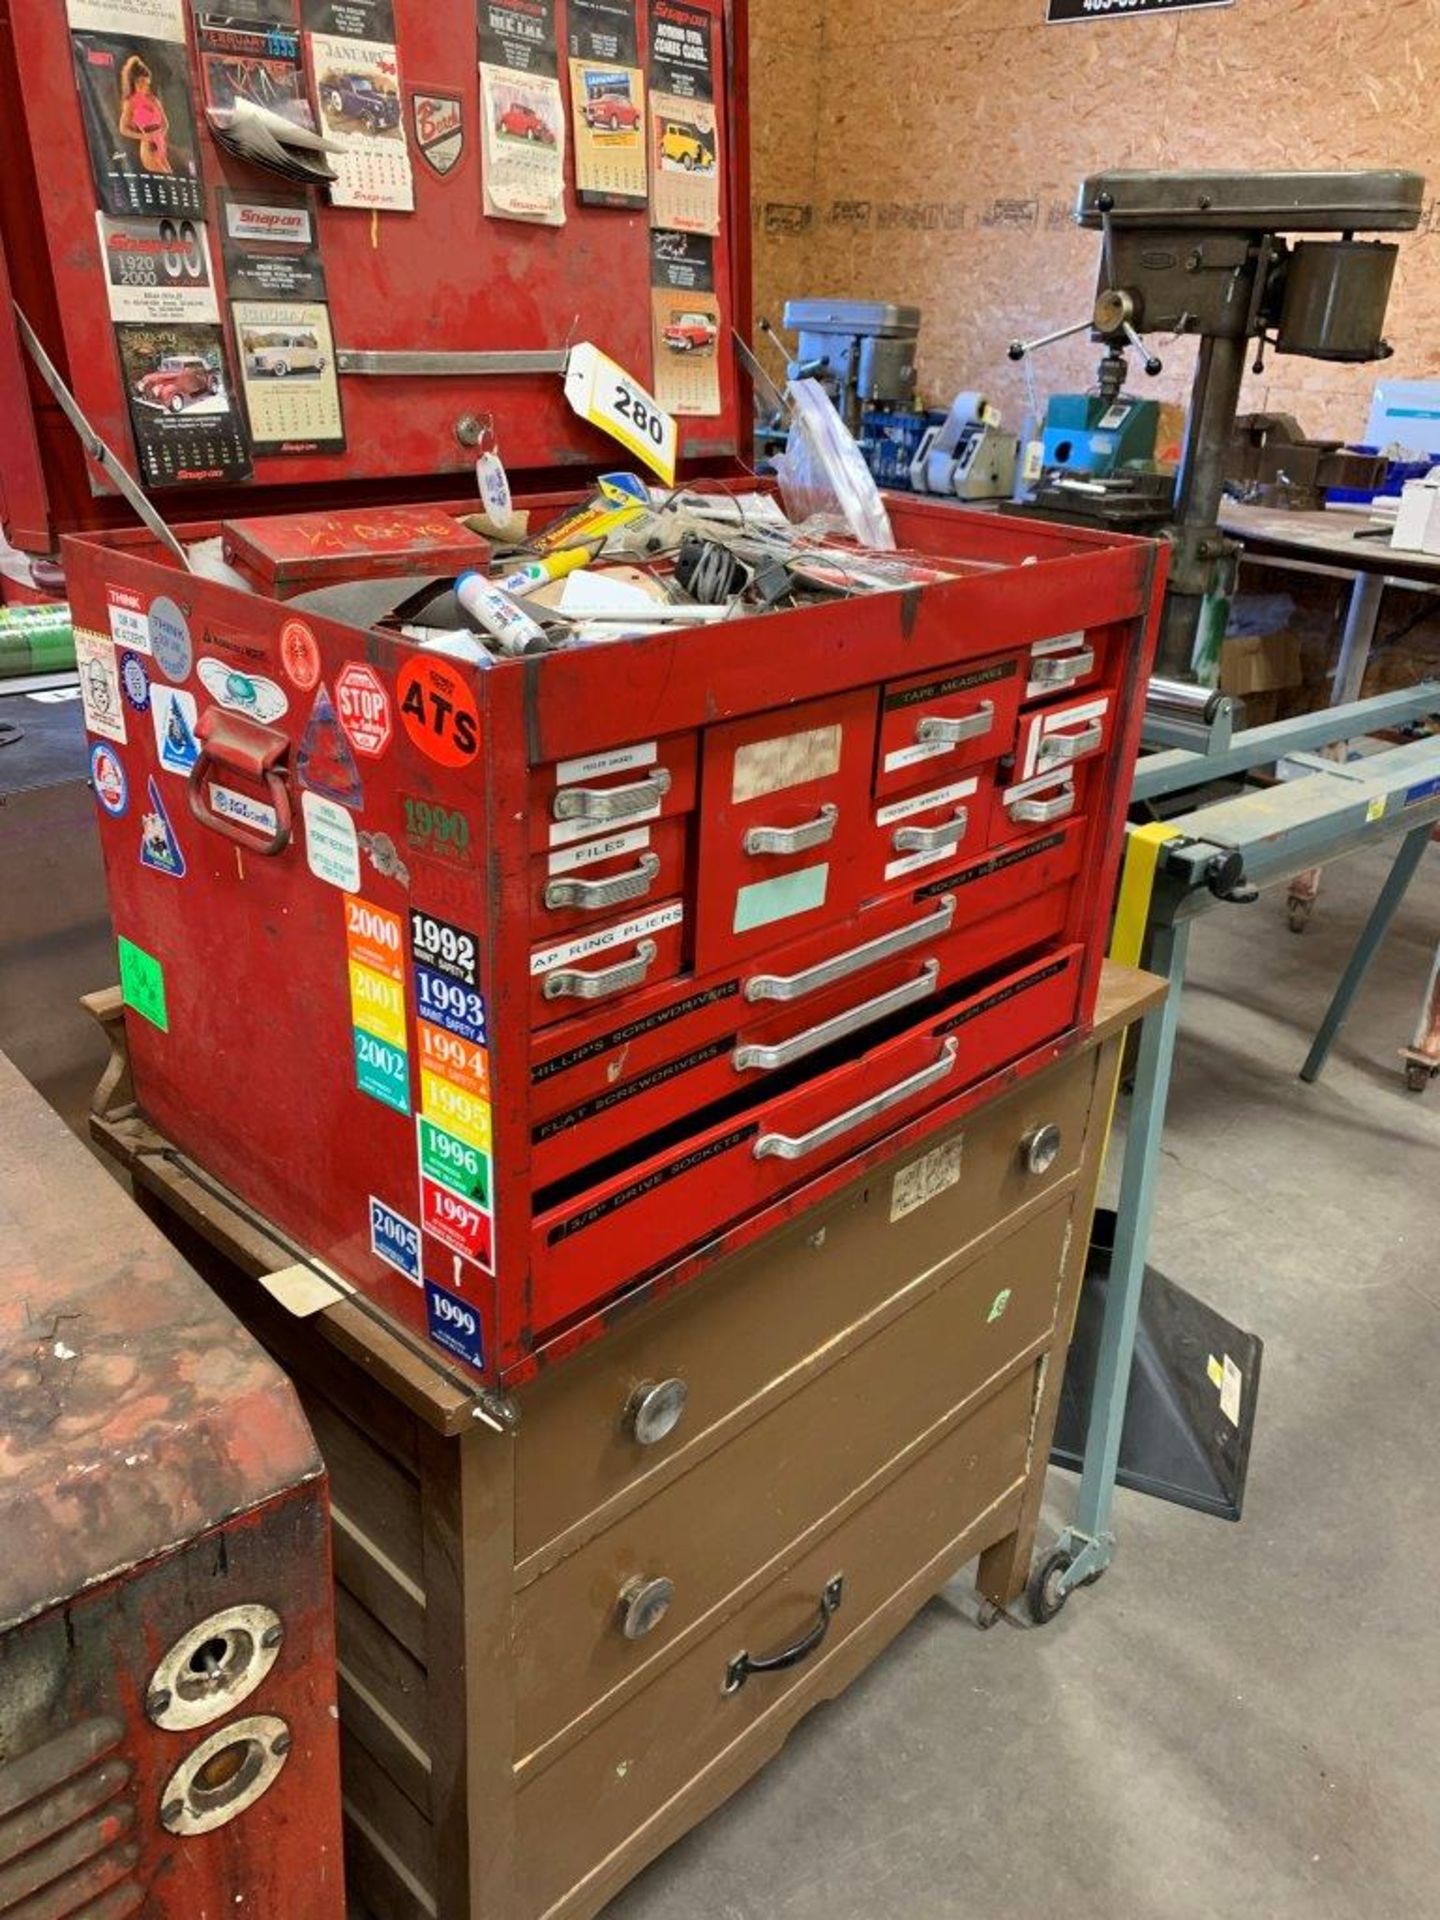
[118,934,168,1032]
[418,1116,490,1205]
[354,1029,411,1115]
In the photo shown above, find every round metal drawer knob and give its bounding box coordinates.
[626,1377,688,1447]
[1022,1123,1063,1176]
[618,1576,675,1641]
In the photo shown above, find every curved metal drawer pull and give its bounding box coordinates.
[723,1577,843,1695]
[542,938,657,1001]
[552,767,671,823]
[893,807,969,855]
[743,803,838,857]
[1006,786,1076,826]
[733,961,940,1073]
[544,852,661,914]
[754,1037,959,1162]
[745,895,955,1006]
[1031,645,1095,685]
[916,700,993,747]
[1038,720,1103,766]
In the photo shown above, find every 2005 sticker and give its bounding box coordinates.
[369,1197,422,1284]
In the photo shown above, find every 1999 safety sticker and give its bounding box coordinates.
[424,1277,484,1367]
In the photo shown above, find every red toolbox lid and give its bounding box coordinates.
[0,0,751,555]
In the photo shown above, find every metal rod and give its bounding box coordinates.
[1299,823,1433,1082]
[335,348,568,376]
[1146,675,1227,721]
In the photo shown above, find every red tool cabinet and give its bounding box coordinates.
[3,0,1164,1389]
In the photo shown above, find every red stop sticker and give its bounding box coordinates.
[397,655,480,768]
[336,661,393,758]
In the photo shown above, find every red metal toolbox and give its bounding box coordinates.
[3,0,1163,1388]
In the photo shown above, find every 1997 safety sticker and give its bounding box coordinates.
[370,1197,422,1284]
[424,1277,484,1367]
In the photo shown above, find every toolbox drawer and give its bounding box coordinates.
[531,945,1084,1331]
[693,689,879,972]
[515,1199,1068,1753]
[529,904,687,1030]
[1014,691,1111,785]
[864,771,994,897]
[530,733,698,856]
[875,653,1023,798]
[988,764,1095,848]
[1025,626,1107,701]
[518,1038,1097,1557]
[531,843,1085,1186]
[530,817,689,938]
[515,1364,1034,1898]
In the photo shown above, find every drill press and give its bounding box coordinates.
[1010,170,1425,678]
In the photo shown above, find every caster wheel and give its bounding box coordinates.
[1077,1562,1107,1590]
[974,1598,1002,1632]
[1404,1061,1431,1095]
[1026,1549,1074,1625]
[1287,899,1312,935]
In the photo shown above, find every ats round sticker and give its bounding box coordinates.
[280,618,321,692]
[90,742,128,816]
[397,655,479,769]
[197,657,289,723]
[149,597,192,682]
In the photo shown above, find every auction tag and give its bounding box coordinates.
[563,340,677,483]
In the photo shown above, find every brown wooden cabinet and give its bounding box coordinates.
[89,965,1161,1920]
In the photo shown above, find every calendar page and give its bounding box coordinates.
[479,0,565,226]
[651,230,720,416]
[568,0,646,208]
[646,1,718,236]
[114,320,252,485]
[304,1,414,211]
[232,300,345,454]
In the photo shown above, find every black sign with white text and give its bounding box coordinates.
[1047,0,1232,21]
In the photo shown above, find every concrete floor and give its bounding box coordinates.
[608,840,1440,1920]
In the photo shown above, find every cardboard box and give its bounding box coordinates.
[1220,629,1304,697]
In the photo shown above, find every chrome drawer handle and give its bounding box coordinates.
[893,808,969,855]
[1038,721,1103,766]
[915,700,994,747]
[743,803,838,857]
[1006,787,1076,826]
[745,896,956,1005]
[552,767,671,823]
[542,938,657,1001]
[626,1378,688,1447]
[733,962,940,1073]
[753,1037,959,1162]
[544,853,661,914]
[618,1576,674,1641]
[1030,646,1095,685]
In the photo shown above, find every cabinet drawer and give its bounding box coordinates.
[530,733,697,855]
[530,816,688,938]
[989,763,1097,849]
[531,849,1084,1186]
[529,903,686,1030]
[875,653,1023,798]
[515,1365,1034,1906]
[530,944,1085,1333]
[1025,627,1106,701]
[693,689,879,973]
[515,1199,1068,1754]
[864,771,995,897]
[517,1036,1096,1557]
[1014,692,1111,785]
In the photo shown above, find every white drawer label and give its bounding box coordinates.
[556,741,658,785]
[531,901,682,975]
[875,776,978,828]
[547,825,652,875]
[890,1136,964,1222]
[549,798,663,847]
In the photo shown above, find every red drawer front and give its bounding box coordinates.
[693,688,879,973]
[875,653,1024,799]
[530,847,1084,1185]
[1025,627,1108,702]
[989,754,1106,849]
[863,770,996,900]
[529,815,689,938]
[1014,692,1111,787]
[529,732,698,856]
[531,945,1085,1334]
[529,903,686,1030]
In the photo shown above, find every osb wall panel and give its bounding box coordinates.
[747,0,1440,443]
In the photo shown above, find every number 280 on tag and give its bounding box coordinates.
[564,342,677,485]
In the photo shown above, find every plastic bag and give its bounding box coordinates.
[775,378,896,551]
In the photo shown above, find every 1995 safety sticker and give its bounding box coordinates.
[424,1277,484,1367]
[369,1197,422,1284]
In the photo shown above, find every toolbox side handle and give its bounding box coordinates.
[187,710,292,857]
[733,962,940,1073]
[753,1038,959,1163]
[916,701,994,748]
[553,768,671,824]
[542,939,658,1002]
[744,896,955,1006]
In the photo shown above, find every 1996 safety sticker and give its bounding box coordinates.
[424,1277,485,1367]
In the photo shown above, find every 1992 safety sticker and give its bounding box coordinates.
[424,1277,484,1367]
[369,1197,422,1284]
[409,908,478,986]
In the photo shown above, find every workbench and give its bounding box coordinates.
[88,963,1161,1920]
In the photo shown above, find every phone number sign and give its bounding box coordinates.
[1047,0,1232,20]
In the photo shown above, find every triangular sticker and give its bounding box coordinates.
[297,682,365,811]
[155,686,200,774]
[140,776,187,878]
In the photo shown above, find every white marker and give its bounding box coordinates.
[455,570,548,656]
